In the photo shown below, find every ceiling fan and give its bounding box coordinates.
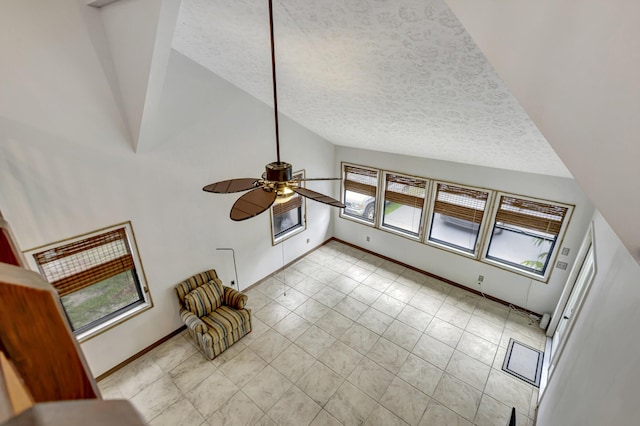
[203,0,345,221]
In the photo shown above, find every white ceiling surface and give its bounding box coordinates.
[171,0,571,178]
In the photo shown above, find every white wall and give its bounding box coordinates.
[334,147,594,315]
[0,1,336,376]
[537,211,640,424]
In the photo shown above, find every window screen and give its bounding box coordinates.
[342,165,379,223]
[381,173,427,236]
[428,183,489,253]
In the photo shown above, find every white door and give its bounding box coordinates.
[549,242,595,375]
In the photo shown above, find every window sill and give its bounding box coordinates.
[76,301,152,343]
[425,240,478,259]
[482,257,550,283]
[339,213,375,227]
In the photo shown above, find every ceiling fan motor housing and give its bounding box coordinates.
[266,162,292,182]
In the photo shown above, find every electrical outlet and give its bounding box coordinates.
[306,238,310,244]
[561,247,570,256]
[477,275,484,282]
[230,280,236,287]
[556,261,568,270]
[366,236,370,242]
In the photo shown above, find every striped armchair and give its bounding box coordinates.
[175,269,252,359]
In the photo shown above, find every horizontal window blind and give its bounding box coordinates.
[272,194,302,215]
[385,174,427,207]
[33,228,134,297]
[433,184,488,224]
[495,196,568,235]
[344,165,377,197]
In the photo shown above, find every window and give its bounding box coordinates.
[484,195,571,279]
[271,171,306,244]
[25,222,151,340]
[428,183,490,254]
[342,164,379,223]
[381,172,428,237]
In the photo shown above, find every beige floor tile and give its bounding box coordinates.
[295,299,332,323]
[313,287,346,308]
[271,343,317,383]
[316,309,354,338]
[221,347,267,388]
[344,264,374,282]
[329,275,361,294]
[473,298,510,326]
[435,302,472,329]
[295,325,336,358]
[483,369,533,415]
[185,370,239,418]
[255,302,291,327]
[396,305,433,332]
[151,335,199,373]
[357,306,394,334]
[340,324,380,354]
[319,340,363,378]
[275,288,309,310]
[253,415,277,426]
[474,393,518,426]
[296,361,345,406]
[376,260,406,280]
[363,273,394,292]
[382,319,422,351]
[412,334,454,369]
[111,355,165,398]
[445,350,491,391]
[295,277,326,296]
[444,288,480,313]
[425,317,464,347]
[249,329,291,363]
[334,296,368,321]
[130,375,182,421]
[364,404,409,426]
[456,331,498,366]
[207,391,264,426]
[150,398,204,426]
[273,312,312,341]
[397,354,443,397]
[385,282,418,303]
[169,352,217,393]
[240,318,269,345]
[366,337,410,374]
[408,291,443,315]
[309,409,342,426]
[211,341,248,368]
[380,377,430,425]
[418,400,472,426]
[349,284,382,305]
[244,291,271,311]
[372,294,406,317]
[242,366,293,412]
[348,357,394,400]
[466,315,504,344]
[267,386,322,426]
[325,381,377,426]
[432,373,482,422]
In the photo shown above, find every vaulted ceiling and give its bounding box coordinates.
[170,0,571,177]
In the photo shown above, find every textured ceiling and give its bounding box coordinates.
[172,0,571,177]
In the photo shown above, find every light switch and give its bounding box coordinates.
[556,261,568,270]
[561,247,570,256]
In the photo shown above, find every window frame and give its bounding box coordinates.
[340,163,381,227]
[481,193,574,282]
[23,221,152,342]
[270,170,307,245]
[424,181,494,258]
[379,170,429,240]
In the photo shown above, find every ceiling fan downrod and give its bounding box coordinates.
[268,0,281,165]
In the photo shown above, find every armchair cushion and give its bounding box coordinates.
[223,286,248,310]
[201,305,252,343]
[183,280,224,317]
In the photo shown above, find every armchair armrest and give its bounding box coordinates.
[222,286,248,310]
[180,309,208,333]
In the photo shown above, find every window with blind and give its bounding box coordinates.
[271,171,306,244]
[25,222,151,339]
[342,164,379,223]
[381,172,428,237]
[428,183,490,254]
[484,194,571,277]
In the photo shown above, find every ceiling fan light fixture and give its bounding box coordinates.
[273,183,295,204]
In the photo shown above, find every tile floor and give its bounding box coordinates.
[98,240,545,425]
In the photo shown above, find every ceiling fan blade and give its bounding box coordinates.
[292,187,346,208]
[293,177,342,181]
[203,178,260,193]
[230,188,277,221]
